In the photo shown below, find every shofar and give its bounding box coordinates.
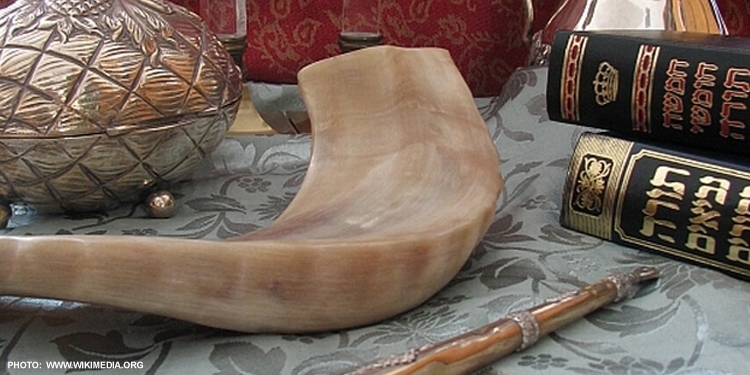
[0,46,503,333]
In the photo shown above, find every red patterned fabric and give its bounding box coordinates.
[719,0,750,36]
[182,0,534,97]
[0,0,748,96]
[169,0,750,96]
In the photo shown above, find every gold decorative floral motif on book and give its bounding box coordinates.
[572,154,613,216]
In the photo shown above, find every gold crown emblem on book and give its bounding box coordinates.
[593,61,619,106]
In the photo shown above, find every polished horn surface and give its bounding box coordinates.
[0,46,503,333]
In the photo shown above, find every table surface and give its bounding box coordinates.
[0,67,748,375]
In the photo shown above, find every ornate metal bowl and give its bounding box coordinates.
[0,0,243,219]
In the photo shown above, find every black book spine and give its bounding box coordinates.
[547,30,750,157]
[561,132,750,281]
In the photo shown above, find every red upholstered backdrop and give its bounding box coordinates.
[167,0,750,96]
[0,0,748,96]
[172,0,538,97]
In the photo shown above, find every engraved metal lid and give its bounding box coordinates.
[0,0,243,215]
[0,0,243,139]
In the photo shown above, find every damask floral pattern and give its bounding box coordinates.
[0,68,748,374]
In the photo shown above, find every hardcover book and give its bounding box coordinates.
[561,132,750,281]
[547,29,750,157]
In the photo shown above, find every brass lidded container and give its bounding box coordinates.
[0,0,243,219]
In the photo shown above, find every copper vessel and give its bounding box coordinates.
[531,0,728,65]
[0,0,243,220]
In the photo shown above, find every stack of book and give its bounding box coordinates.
[546,29,750,281]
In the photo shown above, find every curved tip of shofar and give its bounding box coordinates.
[0,46,503,333]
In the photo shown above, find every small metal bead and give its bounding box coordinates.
[145,190,176,218]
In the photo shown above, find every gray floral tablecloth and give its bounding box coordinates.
[1,67,748,375]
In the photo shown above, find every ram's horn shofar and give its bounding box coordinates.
[0,46,503,333]
[347,266,660,375]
